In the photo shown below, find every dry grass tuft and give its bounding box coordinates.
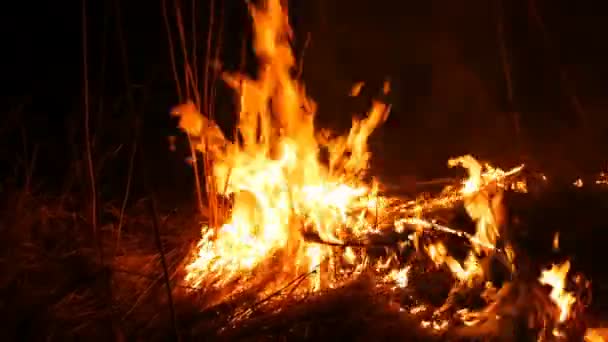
[2,186,608,340]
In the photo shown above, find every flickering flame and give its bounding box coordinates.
[174,0,523,298]
[574,178,584,188]
[597,172,608,185]
[585,328,608,342]
[539,260,577,322]
[426,241,482,283]
[384,266,410,288]
[448,156,516,258]
[176,0,388,295]
[170,2,591,339]
[511,180,528,193]
[349,82,364,97]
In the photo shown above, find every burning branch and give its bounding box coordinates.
[164,1,598,340]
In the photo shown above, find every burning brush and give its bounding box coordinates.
[169,0,602,340]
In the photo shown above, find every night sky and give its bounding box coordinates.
[2,0,608,200]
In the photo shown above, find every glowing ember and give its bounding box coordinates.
[597,172,608,185]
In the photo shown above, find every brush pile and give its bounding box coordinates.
[2,182,608,341]
[3,0,608,340]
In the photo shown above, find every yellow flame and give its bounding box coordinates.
[449,156,519,257]
[539,260,577,322]
[384,266,410,288]
[176,0,388,295]
[426,241,482,283]
[585,328,608,342]
[172,5,582,336]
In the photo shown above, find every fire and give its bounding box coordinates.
[174,0,520,297]
[539,260,577,322]
[597,172,608,185]
[384,265,410,289]
[175,0,388,295]
[449,156,512,254]
[170,1,595,339]
[586,328,608,341]
[553,232,560,251]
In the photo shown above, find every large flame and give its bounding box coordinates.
[171,1,591,339]
[174,0,524,303]
[174,0,388,295]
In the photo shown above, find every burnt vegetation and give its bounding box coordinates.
[2,0,608,341]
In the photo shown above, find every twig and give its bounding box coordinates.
[170,0,207,220]
[114,266,198,292]
[528,0,588,129]
[24,144,38,193]
[399,218,497,252]
[239,21,248,72]
[116,143,136,252]
[191,0,199,93]
[230,264,322,323]
[415,177,460,186]
[161,0,183,100]
[220,165,233,217]
[203,0,216,114]
[202,0,225,229]
[147,194,181,341]
[118,259,187,320]
[302,231,369,248]
[173,0,201,106]
[495,0,522,155]
[188,137,207,218]
[96,0,109,122]
[173,0,192,101]
[135,60,180,338]
[208,0,224,144]
[82,0,99,257]
[114,0,138,253]
[16,139,38,213]
[302,219,496,255]
[84,1,118,336]
[296,32,311,79]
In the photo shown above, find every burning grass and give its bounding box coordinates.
[4,0,608,340]
[166,0,608,340]
[2,184,608,340]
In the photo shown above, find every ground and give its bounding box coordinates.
[1,181,607,341]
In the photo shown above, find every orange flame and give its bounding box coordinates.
[171,4,588,338]
[175,0,388,295]
[539,260,577,322]
[585,328,608,342]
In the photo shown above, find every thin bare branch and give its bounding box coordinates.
[82,0,100,262]
[495,0,522,154]
[162,0,183,100]
[114,0,138,253]
[528,0,588,128]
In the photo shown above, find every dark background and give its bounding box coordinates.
[2,0,608,206]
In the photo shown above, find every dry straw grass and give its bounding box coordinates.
[2,185,608,340]
[0,191,438,340]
